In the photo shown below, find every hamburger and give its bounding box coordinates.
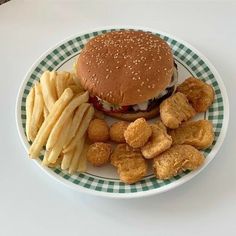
[75,30,178,121]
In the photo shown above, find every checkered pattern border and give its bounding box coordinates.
[20,29,224,193]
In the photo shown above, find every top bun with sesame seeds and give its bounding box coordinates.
[75,30,177,121]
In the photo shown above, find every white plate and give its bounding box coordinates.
[16,26,229,198]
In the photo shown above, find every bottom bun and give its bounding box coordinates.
[105,106,160,121]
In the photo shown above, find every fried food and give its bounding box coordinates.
[63,105,94,153]
[111,144,148,184]
[69,136,85,174]
[46,91,89,150]
[160,92,196,129]
[77,142,89,172]
[169,120,214,149]
[88,119,110,142]
[30,82,44,140]
[29,88,74,158]
[124,118,152,148]
[64,103,90,147]
[153,144,204,180]
[141,122,172,159]
[87,142,112,167]
[26,86,35,141]
[110,121,129,143]
[177,77,215,113]
[47,115,73,164]
[40,71,57,111]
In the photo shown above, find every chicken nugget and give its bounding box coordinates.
[153,145,204,180]
[87,142,112,166]
[141,122,172,159]
[160,92,196,129]
[111,144,141,167]
[88,118,109,142]
[169,120,214,149]
[124,118,152,148]
[110,121,129,143]
[177,77,215,113]
[111,144,147,184]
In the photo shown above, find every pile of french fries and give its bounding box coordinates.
[26,71,94,174]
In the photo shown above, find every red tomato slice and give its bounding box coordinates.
[89,96,130,113]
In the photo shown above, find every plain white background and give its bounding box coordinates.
[0,0,236,235]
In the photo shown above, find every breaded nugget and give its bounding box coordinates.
[88,118,109,142]
[177,77,215,112]
[111,144,148,184]
[153,144,204,180]
[124,118,152,148]
[169,120,214,149]
[110,121,129,143]
[87,142,112,166]
[141,122,172,159]
[160,92,196,129]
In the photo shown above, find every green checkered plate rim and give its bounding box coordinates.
[16,27,229,198]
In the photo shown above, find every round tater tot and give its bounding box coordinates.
[110,121,129,143]
[124,118,152,148]
[87,142,112,166]
[88,118,109,142]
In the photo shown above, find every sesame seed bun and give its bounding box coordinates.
[76,30,174,106]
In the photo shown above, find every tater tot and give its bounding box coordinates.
[88,119,109,142]
[110,121,129,143]
[87,142,112,166]
[124,118,152,148]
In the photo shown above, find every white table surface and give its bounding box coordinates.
[1,0,236,235]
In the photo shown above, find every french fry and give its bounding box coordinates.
[48,155,63,168]
[77,142,89,173]
[69,136,85,174]
[42,150,50,166]
[63,106,94,153]
[68,85,83,94]
[49,71,58,100]
[40,71,57,111]
[47,116,73,163]
[29,88,74,158]
[43,106,49,119]
[61,149,75,170]
[71,64,83,88]
[30,82,44,140]
[46,91,89,150]
[67,72,76,86]
[26,87,35,141]
[64,103,90,147]
[55,73,67,98]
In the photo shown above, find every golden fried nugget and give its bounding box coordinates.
[110,121,129,143]
[124,118,152,148]
[169,120,214,149]
[111,144,148,184]
[141,122,172,159]
[160,92,196,129]
[88,119,109,142]
[87,142,112,166]
[153,145,204,180]
[177,77,215,113]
